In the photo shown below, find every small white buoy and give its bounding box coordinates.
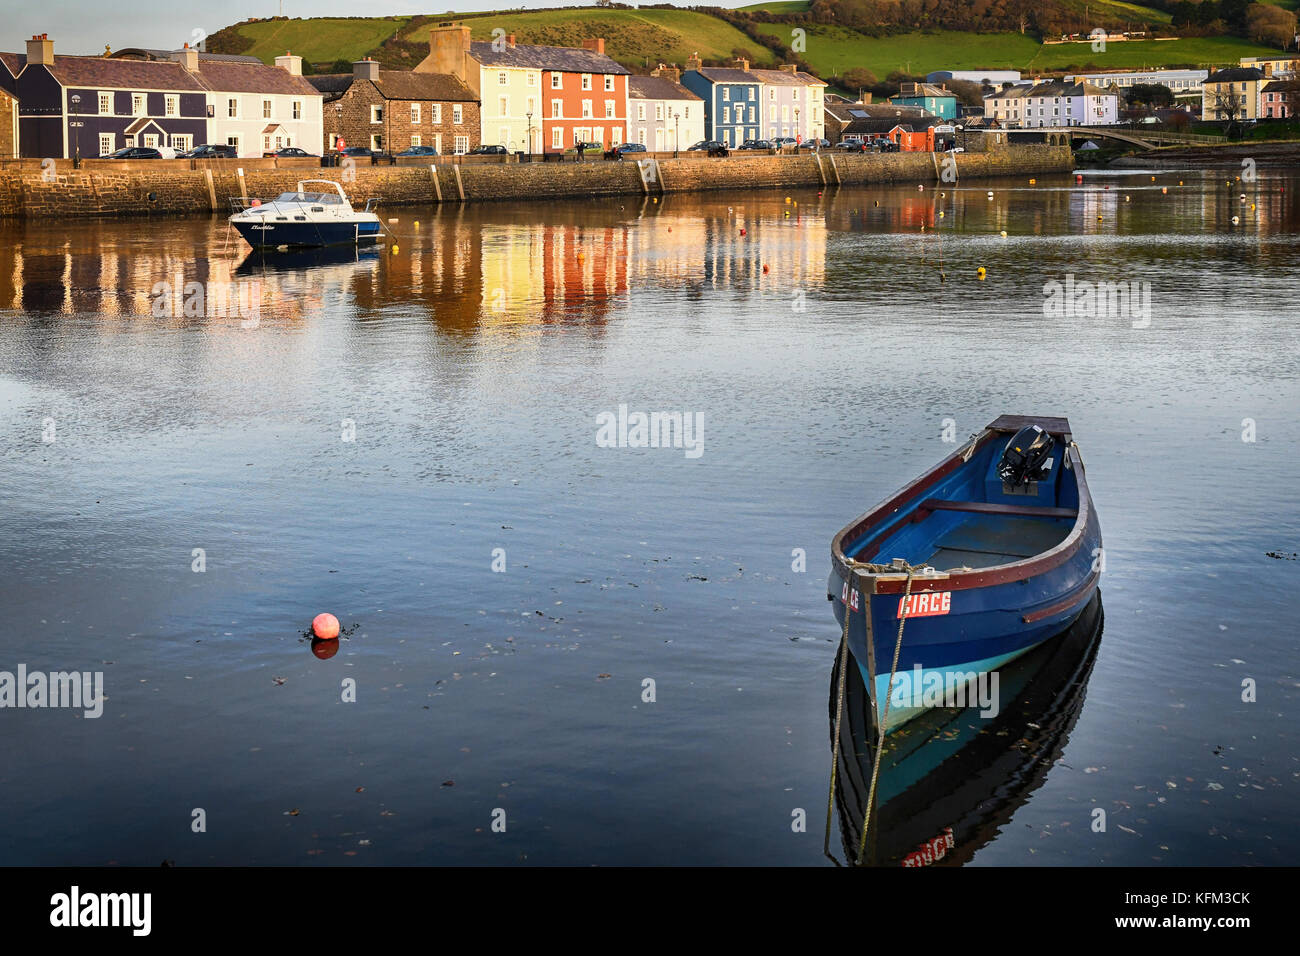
[1000,230,1007,237]
[388,218,399,224]
[986,191,994,199]
[1231,216,1240,225]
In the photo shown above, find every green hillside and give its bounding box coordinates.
[751,24,1283,81]
[213,16,413,64]
[398,9,778,69]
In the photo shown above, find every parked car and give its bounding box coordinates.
[737,139,775,151]
[396,145,439,156]
[263,146,315,158]
[184,144,236,159]
[834,140,868,152]
[772,136,798,150]
[107,147,164,159]
[875,139,900,152]
[796,138,832,151]
[687,140,725,152]
[606,143,646,159]
[467,144,508,155]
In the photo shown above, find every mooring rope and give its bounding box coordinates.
[824,558,924,865]
[857,565,915,865]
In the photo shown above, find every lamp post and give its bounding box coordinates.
[794,106,800,147]
[673,109,679,158]
[70,93,81,168]
[956,123,965,152]
[334,103,343,163]
[526,110,533,157]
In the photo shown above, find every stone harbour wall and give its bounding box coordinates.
[0,146,1072,218]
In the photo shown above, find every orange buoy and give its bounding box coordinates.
[311,638,340,660]
[250,198,262,207]
[740,228,746,236]
[762,264,769,274]
[312,613,340,640]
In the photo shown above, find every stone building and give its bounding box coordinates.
[0,87,16,157]
[309,60,480,155]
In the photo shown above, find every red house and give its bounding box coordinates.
[541,39,628,152]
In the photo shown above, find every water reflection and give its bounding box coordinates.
[829,593,1104,867]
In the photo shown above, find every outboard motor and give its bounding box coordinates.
[997,425,1055,487]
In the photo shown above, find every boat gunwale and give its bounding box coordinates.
[831,418,1094,596]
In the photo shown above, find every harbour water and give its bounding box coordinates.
[1,168,1296,865]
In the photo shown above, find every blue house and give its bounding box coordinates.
[681,57,762,147]
[889,82,958,122]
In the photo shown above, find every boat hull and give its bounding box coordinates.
[828,416,1101,735]
[232,218,382,249]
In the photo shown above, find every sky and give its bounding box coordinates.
[11,1,734,57]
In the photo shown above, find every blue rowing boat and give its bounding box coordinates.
[828,415,1101,736]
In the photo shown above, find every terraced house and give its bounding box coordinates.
[309,59,479,154]
[0,35,322,158]
[681,57,761,148]
[627,67,703,152]
[416,24,629,153]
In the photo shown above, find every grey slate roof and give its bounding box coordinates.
[468,41,628,74]
[1205,67,1266,84]
[628,75,701,101]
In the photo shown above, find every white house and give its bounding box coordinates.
[627,68,703,151]
[986,80,1117,127]
[191,50,323,157]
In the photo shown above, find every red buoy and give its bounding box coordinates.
[312,613,340,640]
[740,228,746,236]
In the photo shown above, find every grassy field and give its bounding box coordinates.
[752,24,1283,81]
[399,9,779,69]
[219,17,413,64]
[740,0,1173,21]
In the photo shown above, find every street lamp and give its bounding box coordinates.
[70,93,81,168]
[334,103,343,162]
[956,123,965,152]
[526,110,533,157]
[794,106,800,145]
[673,110,679,158]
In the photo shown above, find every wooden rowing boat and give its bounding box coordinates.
[828,415,1102,736]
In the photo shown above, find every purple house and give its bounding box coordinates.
[2,35,209,158]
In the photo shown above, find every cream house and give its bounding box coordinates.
[1202,67,1266,121]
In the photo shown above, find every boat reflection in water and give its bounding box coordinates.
[233,243,384,277]
[829,592,1104,867]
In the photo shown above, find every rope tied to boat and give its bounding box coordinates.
[824,558,923,865]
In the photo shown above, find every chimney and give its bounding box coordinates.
[732,58,749,71]
[275,52,303,76]
[506,34,516,49]
[686,53,702,73]
[419,24,472,82]
[172,43,199,73]
[651,62,680,83]
[779,63,798,74]
[582,38,605,55]
[26,34,54,66]
[353,58,380,82]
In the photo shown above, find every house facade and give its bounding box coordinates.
[1202,68,1266,121]
[985,80,1117,127]
[627,67,703,151]
[824,101,937,143]
[416,25,629,153]
[310,59,479,154]
[752,65,826,142]
[1,35,321,158]
[681,59,761,147]
[1262,80,1297,119]
[889,83,958,121]
[1239,56,1299,79]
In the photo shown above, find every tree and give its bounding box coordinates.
[841,66,877,93]
[1245,4,1297,48]
[944,79,985,106]
[1126,83,1174,108]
